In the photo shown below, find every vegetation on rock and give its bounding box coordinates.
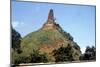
[11,9,96,65]
[52,44,74,62]
[80,46,96,61]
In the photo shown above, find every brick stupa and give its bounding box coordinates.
[42,9,57,30]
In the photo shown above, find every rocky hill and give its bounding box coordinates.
[20,9,81,62]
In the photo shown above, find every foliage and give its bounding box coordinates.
[12,53,31,64]
[21,29,66,53]
[59,28,73,41]
[73,42,80,50]
[52,44,74,62]
[30,49,48,63]
[12,49,48,64]
[80,46,96,61]
[14,25,81,64]
[12,51,22,64]
[12,28,21,50]
[63,32,73,41]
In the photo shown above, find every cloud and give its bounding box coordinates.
[81,47,86,54]
[12,21,25,28]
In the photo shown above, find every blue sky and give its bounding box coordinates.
[12,1,96,53]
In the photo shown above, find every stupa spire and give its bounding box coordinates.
[47,9,55,23]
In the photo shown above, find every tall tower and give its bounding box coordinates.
[47,9,55,23]
[42,9,56,30]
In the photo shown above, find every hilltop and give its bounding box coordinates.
[20,9,81,62]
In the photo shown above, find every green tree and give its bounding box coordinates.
[80,46,96,61]
[52,44,74,62]
[12,51,31,64]
[12,28,21,51]
[73,42,80,50]
[12,49,48,64]
[62,31,73,41]
[11,28,23,64]
[30,49,48,63]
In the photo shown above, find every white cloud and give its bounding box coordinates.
[12,21,25,28]
[81,47,86,54]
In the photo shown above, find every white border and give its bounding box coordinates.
[0,0,10,67]
[0,0,99,67]
[20,0,96,5]
[16,62,96,67]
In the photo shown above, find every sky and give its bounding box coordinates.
[12,1,96,53]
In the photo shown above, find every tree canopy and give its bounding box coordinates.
[80,46,96,61]
[12,28,21,50]
[52,44,74,62]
